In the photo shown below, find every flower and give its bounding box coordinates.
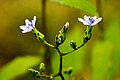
[78,15,102,26]
[20,16,36,33]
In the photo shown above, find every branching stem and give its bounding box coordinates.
[63,43,85,56]
[55,46,65,80]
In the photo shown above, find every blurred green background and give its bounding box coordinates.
[0,0,120,80]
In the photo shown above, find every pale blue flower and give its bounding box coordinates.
[78,15,102,26]
[20,16,36,33]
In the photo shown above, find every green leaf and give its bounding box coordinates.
[51,25,86,80]
[51,0,98,16]
[91,40,113,80]
[0,56,42,80]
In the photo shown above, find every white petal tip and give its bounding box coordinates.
[19,26,22,29]
[34,16,36,18]
[22,31,26,33]
[19,25,26,29]
[97,17,102,22]
[99,17,102,20]
[66,22,69,26]
[78,18,89,25]
[78,18,81,21]
[33,16,36,20]
[25,19,29,22]
[78,18,85,22]
[22,31,29,33]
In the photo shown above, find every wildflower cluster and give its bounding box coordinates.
[20,15,102,80]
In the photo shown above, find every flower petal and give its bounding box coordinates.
[20,25,33,33]
[92,17,102,26]
[78,18,89,25]
[84,15,90,22]
[32,16,36,27]
[22,30,30,33]
[92,16,97,21]
[25,19,32,26]
[20,25,27,30]
[22,28,33,33]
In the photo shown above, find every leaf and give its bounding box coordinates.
[51,0,98,16]
[0,56,42,80]
[51,25,86,80]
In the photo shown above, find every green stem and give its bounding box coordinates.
[63,43,85,56]
[43,41,55,48]
[62,26,93,56]
[53,43,85,80]
[32,28,55,48]
[59,54,64,80]
[52,73,59,77]
[40,75,50,78]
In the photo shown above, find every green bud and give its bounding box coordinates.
[55,22,69,46]
[70,40,77,50]
[63,67,73,75]
[50,75,53,80]
[32,28,45,42]
[28,68,40,78]
[39,63,45,72]
[83,26,92,43]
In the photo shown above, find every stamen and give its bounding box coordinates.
[89,18,94,24]
[28,24,33,27]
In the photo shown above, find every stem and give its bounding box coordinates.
[59,54,64,80]
[44,41,55,48]
[59,73,65,80]
[56,46,65,80]
[52,43,85,80]
[59,54,62,73]
[63,26,93,56]
[63,43,85,56]
[40,75,50,78]
[52,73,59,77]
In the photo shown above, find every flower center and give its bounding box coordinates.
[28,23,33,27]
[89,18,94,24]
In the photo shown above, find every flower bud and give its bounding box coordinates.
[50,75,53,80]
[55,22,69,46]
[70,40,77,50]
[63,67,73,75]
[28,68,41,78]
[39,63,45,72]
